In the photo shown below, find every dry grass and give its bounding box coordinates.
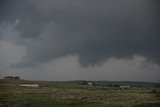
[0,79,160,107]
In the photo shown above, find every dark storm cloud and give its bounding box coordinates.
[1,0,160,67]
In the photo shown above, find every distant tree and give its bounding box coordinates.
[114,84,119,87]
[155,84,160,88]
[82,81,88,85]
[108,84,113,87]
[151,89,157,94]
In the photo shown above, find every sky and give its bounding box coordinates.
[0,0,160,82]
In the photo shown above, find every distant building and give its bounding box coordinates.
[19,84,39,87]
[4,76,20,80]
[88,82,95,87]
[82,81,95,86]
[120,86,130,88]
[88,82,93,86]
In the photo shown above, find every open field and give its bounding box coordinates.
[0,79,160,107]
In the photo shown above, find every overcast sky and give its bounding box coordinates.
[0,0,160,82]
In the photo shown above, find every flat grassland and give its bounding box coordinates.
[0,79,160,107]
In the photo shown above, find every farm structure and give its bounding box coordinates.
[120,86,131,88]
[19,84,39,87]
[4,76,20,80]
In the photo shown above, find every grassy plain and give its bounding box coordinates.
[0,79,160,107]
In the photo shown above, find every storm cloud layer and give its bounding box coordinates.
[0,0,160,81]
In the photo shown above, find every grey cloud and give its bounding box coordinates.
[1,0,160,67]
[2,55,160,82]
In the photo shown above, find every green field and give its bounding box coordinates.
[0,79,160,107]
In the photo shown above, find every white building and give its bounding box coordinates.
[88,82,93,86]
[120,86,130,88]
[19,84,39,87]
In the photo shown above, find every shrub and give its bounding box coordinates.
[82,81,88,85]
[151,89,157,94]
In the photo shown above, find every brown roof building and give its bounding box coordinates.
[4,76,20,80]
